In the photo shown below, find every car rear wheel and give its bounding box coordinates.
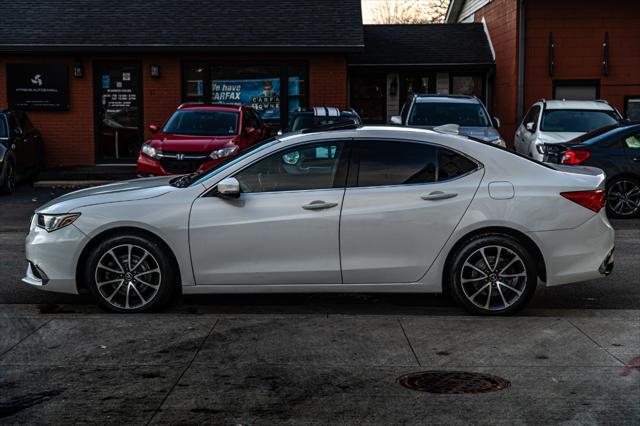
[85,234,175,313]
[0,160,16,194]
[448,234,537,315]
[606,177,640,219]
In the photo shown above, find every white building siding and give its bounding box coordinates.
[459,0,491,22]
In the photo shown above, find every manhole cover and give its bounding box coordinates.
[398,371,509,394]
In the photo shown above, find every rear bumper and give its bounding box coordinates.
[531,210,615,286]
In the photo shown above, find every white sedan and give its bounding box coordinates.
[24,125,615,315]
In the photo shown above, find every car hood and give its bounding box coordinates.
[538,131,585,144]
[414,125,501,142]
[147,134,236,152]
[36,176,175,214]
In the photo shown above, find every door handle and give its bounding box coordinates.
[421,191,458,201]
[302,200,339,210]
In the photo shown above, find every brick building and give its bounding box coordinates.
[447,0,640,145]
[1,0,496,167]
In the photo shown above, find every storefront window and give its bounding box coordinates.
[452,75,484,99]
[183,62,307,130]
[349,73,386,124]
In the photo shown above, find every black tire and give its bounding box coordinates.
[0,159,16,195]
[85,234,176,313]
[448,233,537,315]
[606,177,640,219]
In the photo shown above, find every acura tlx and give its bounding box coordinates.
[23,125,614,315]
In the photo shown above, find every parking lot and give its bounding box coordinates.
[0,184,638,424]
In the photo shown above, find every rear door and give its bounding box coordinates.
[340,139,484,284]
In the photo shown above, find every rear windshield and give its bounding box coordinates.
[409,102,491,127]
[291,115,353,131]
[540,110,619,133]
[163,110,239,136]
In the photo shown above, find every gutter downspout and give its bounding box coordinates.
[517,0,526,121]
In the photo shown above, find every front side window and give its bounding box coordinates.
[353,141,478,188]
[540,110,619,133]
[522,105,542,130]
[409,102,491,127]
[163,110,239,136]
[234,141,346,193]
[0,115,7,138]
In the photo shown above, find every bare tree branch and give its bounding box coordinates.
[370,0,450,24]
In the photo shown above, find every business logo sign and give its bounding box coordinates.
[7,64,69,111]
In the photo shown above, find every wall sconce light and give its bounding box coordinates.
[73,61,84,78]
[548,32,555,77]
[390,75,398,96]
[602,32,609,76]
[150,65,160,78]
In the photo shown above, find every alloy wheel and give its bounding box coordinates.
[460,245,528,312]
[607,180,640,217]
[94,244,162,310]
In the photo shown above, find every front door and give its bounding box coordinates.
[340,139,484,284]
[189,140,348,285]
[94,62,143,163]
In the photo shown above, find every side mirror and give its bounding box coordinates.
[14,127,24,137]
[492,117,501,129]
[390,115,403,125]
[148,124,159,134]
[245,127,256,135]
[525,122,535,132]
[216,177,240,198]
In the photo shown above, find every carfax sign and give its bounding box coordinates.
[211,77,300,120]
[7,64,70,111]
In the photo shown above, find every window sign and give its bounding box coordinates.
[7,64,69,111]
[212,78,296,121]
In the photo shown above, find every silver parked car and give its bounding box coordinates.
[391,94,506,147]
[24,125,614,315]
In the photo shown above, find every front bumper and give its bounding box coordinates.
[22,218,89,294]
[531,210,615,286]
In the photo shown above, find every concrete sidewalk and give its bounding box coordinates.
[1,308,638,424]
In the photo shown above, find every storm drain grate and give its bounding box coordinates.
[398,371,510,394]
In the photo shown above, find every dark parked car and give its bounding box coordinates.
[282,107,361,133]
[0,109,45,194]
[546,121,640,218]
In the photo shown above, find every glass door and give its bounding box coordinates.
[94,62,143,163]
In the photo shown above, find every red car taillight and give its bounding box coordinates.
[561,150,591,165]
[561,189,606,212]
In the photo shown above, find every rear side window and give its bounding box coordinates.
[0,115,7,138]
[522,105,541,130]
[353,140,478,187]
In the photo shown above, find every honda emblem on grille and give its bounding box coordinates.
[176,154,185,160]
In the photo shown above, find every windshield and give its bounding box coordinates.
[409,102,491,127]
[540,110,619,133]
[291,115,353,131]
[162,110,239,136]
[171,137,280,188]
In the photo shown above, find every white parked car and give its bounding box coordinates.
[514,99,621,161]
[24,125,614,315]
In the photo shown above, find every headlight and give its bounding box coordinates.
[209,145,239,160]
[535,144,546,154]
[37,213,81,232]
[141,144,159,159]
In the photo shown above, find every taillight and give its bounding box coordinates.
[561,189,606,212]
[561,150,591,165]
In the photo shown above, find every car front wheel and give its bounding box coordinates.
[85,234,175,313]
[0,160,16,194]
[448,234,537,315]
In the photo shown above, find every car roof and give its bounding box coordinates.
[413,95,481,104]
[543,100,615,111]
[177,103,243,112]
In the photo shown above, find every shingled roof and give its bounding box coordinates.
[0,0,364,52]
[349,24,494,66]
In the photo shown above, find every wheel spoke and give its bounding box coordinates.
[480,248,492,272]
[127,245,133,270]
[496,283,510,307]
[130,252,149,273]
[499,281,523,296]
[106,282,124,302]
[499,272,527,278]
[135,268,160,278]
[130,284,146,305]
[107,250,125,273]
[136,278,159,290]
[484,284,492,309]
[461,276,486,285]
[96,278,123,288]
[499,257,518,275]
[125,284,131,309]
[97,263,122,274]
[493,246,502,271]
[464,262,488,277]
[469,283,490,300]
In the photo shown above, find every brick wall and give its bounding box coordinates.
[473,0,520,146]
[524,0,640,114]
[0,53,348,166]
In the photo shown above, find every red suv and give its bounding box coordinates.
[137,103,271,176]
